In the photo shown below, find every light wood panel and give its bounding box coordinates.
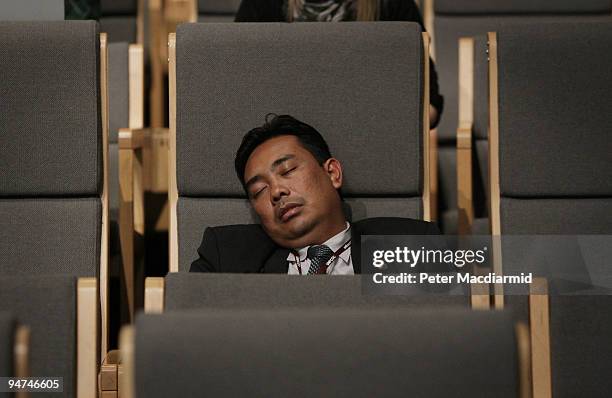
[487,32,504,309]
[169,33,179,272]
[119,326,135,398]
[516,322,533,398]
[100,32,110,358]
[422,32,432,222]
[77,278,99,398]
[145,277,165,314]
[457,37,475,235]
[14,325,30,398]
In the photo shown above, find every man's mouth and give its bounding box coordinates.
[278,203,302,222]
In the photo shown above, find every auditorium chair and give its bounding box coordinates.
[137,21,483,347]
[197,0,241,22]
[487,22,612,397]
[421,0,612,233]
[0,21,109,397]
[100,0,145,44]
[0,313,29,384]
[168,22,434,273]
[119,308,530,397]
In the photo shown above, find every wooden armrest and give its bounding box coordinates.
[77,277,99,398]
[144,277,165,314]
[119,128,145,150]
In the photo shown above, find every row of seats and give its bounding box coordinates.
[126,19,612,398]
[1,17,611,397]
[424,0,612,233]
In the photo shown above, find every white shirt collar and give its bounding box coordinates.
[287,222,352,264]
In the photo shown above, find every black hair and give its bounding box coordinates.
[234,114,333,187]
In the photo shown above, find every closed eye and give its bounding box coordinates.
[282,167,297,176]
[251,186,267,199]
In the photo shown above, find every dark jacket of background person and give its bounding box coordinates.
[190,217,440,273]
[65,0,100,19]
[235,0,444,126]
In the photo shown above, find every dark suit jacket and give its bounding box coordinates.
[190,217,440,274]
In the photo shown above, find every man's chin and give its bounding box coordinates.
[268,219,318,249]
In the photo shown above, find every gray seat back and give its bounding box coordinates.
[135,308,518,397]
[495,22,612,235]
[197,0,241,22]
[493,22,612,398]
[164,273,468,310]
[100,0,138,43]
[0,275,78,397]
[0,312,15,379]
[175,22,426,271]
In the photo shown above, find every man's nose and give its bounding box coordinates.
[270,180,289,203]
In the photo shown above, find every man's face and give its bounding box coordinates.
[243,135,345,249]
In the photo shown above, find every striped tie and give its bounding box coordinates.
[306,245,334,275]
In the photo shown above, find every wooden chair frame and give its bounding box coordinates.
[422,33,434,223]
[456,37,475,236]
[118,43,146,322]
[100,41,146,398]
[487,31,552,398]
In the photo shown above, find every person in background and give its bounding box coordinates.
[65,0,100,19]
[235,0,444,128]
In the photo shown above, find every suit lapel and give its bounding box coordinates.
[262,247,291,273]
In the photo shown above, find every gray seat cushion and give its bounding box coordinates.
[0,198,101,277]
[0,275,77,398]
[0,312,15,379]
[177,197,423,271]
[164,273,468,310]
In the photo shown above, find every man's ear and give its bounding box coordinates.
[323,158,343,189]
